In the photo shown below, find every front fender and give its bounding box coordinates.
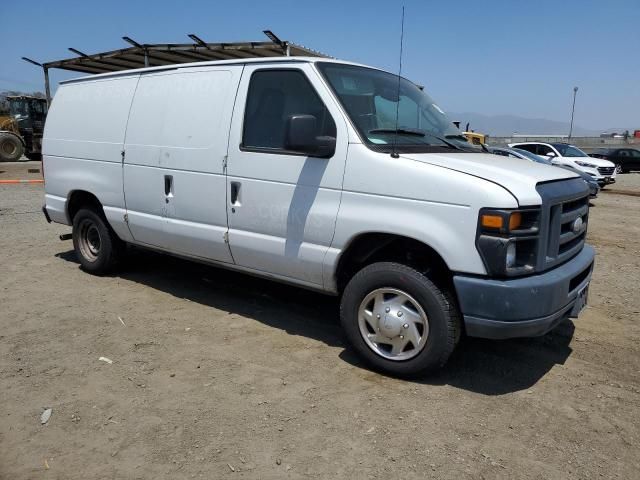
[323,192,486,292]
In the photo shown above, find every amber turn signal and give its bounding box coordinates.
[481,214,503,229]
[509,212,522,231]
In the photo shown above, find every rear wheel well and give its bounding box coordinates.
[67,191,103,223]
[335,233,453,294]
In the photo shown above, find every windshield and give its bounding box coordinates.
[552,143,589,157]
[316,63,469,153]
[513,148,552,164]
[9,99,29,117]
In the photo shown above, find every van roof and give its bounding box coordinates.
[60,56,373,85]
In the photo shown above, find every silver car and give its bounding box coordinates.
[490,147,599,198]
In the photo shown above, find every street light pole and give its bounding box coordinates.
[568,86,579,140]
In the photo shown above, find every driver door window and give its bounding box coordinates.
[242,70,335,152]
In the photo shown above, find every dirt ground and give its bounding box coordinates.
[1,163,639,479]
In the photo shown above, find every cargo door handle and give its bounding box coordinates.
[230,181,241,207]
[164,175,173,201]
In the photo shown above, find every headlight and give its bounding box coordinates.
[476,208,540,277]
[575,161,597,168]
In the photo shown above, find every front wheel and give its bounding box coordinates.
[340,262,460,377]
[72,208,123,274]
[615,164,623,174]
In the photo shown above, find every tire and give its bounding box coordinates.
[72,208,123,274]
[340,262,461,377]
[615,164,623,174]
[0,132,25,162]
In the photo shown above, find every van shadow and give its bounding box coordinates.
[284,156,328,258]
[56,248,574,395]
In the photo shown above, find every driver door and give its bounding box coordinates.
[225,64,348,287]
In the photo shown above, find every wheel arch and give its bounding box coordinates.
[333,231,454,294]
[66,190,105,223]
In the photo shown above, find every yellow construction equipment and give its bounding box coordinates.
[463,131,487,146]
[0,95,48,161]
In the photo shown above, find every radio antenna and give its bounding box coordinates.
[391,6,405,159]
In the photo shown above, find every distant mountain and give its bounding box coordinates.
[448,112,599,137]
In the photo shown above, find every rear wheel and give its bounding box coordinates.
[340,262,460,377]
[72,208,123,274]
[0,132,24,162]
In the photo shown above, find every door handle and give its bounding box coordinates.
[164,175,173,201]
[230,181,241,206]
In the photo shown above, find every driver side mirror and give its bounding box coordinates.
[545,152,557,158]
[285,114,336,158]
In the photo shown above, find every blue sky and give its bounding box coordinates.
[3,0,639,130]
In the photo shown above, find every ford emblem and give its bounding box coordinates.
[572,217,584,234]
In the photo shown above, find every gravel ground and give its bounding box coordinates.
[1,167,639,479]
[0,160,44,180]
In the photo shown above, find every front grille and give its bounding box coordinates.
[598,166,614,176]
[536,179,590,271]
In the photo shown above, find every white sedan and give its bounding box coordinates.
[508,142,616,186]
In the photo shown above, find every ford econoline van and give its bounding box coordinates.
[42,57,594,376]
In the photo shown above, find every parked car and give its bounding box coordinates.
[508,142,616,187]
[589,148,640,174]
[42,57,594,376]
[490,146,599,197]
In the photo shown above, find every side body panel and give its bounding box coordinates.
[617,149,640,170]
[42,75,139,240]
[123,66,242,262]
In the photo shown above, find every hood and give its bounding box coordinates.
[400,152,580,206]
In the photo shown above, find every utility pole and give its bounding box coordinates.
[568,86,578,140]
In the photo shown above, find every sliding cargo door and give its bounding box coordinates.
[123,66,242,263]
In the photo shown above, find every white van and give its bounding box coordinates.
[43,57,594,376]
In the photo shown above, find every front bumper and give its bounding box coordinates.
[453,245,595,339]
[597,177,615,186]
[581,166,615,185]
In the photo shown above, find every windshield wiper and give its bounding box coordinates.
[445,134,489,152]
[369,128,463,151]
[423,132,463,150]
[369,128,425,137]
[445,134,468,141]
